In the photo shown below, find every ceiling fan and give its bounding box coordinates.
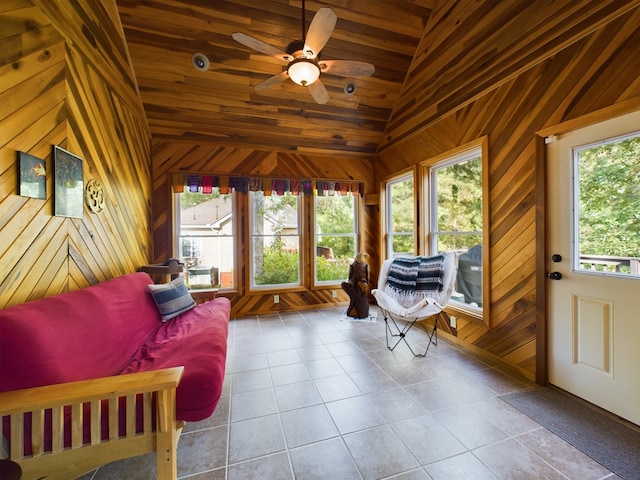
[232,0,375,104]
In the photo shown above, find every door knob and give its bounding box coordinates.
[552,254,562,263]
[547,272,562,280]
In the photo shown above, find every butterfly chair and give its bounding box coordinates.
[372,252,457,357]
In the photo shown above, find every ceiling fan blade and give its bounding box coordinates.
[303,8,337,58]
[254,71,290,91]
[320,60,375,78]
[232,32,292,64]
[308,80,330,104]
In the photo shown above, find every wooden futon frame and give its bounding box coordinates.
[0,367,184,480]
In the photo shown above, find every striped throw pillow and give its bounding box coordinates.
[148,276,196,321]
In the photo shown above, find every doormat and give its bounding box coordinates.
[500,387,640,480]
[340,310,377,323]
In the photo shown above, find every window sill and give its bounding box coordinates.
[446,304,485,326]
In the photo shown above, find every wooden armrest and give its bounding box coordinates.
[0,367,184,415]
[1,367,185,480]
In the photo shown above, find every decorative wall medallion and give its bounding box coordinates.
[85,178,105,214]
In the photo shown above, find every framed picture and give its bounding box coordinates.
[18,151,47,199]
[54,146,84,218]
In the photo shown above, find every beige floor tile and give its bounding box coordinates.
[425,451,499,480]
[227,452,292,480]
[83,308,619,480]
[432,406,510,449]
[391,414,467,465]
[228,414,285,464]
[516,428,613,480]
[344,425,419,480]
[474,438,567,479]
[280,404,339,448]
[290,438,361,480]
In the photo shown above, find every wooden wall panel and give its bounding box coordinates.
[0,0,151,307]
[150,141,375,315]
[380,0,640,153]
[376,3,640,378]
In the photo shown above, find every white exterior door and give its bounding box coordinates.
[547,109,640,426]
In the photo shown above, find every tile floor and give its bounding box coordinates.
[81,307,620,480]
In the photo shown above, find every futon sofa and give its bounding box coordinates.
[0,272,230,480]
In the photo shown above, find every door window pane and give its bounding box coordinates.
[575,134,640,276]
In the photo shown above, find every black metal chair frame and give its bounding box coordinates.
[372,252,457,358]
[381,308,450,357]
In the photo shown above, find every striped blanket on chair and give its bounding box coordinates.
[384,255,445,308]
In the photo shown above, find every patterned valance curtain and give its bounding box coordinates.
[172,174,362,196]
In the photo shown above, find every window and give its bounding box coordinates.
[175,190,235,289]
[386,174,415,257]
[250,191,301,288]
[575,132,640,276]
[180,236,202,260]
[314,193,358,284]
[429,148,483,310]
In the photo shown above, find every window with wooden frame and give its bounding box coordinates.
[425,139,488,317]
[249,190,302,289]
[384,173,416,258]
[313,192,359,285]
[174,190,236,290]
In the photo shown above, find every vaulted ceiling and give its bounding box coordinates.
[116,0,435,156]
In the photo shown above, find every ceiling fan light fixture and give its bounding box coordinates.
[288,58,320,86]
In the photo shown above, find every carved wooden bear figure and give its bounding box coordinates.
[341,252,370,318]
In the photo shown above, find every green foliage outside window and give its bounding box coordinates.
[252,192,301,286]
[315,195,357,282]
[254,238,300,285]
[578,136,640,260]
[389,177,415,255]
[434,157,482,252]
[316,256,352,281]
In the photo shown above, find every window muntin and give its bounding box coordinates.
[175,190,235,289]
[250,191,301,288]
[386,174,415,257]
[574,133,640,277]
[429,149,483,310]
[314,193,358,284]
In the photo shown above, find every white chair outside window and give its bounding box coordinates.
[371,252,457,357]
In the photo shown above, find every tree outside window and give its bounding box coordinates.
[386,175,415,257]
[314,194,358,283]
[430,150,483,309]
[251,191,301,287]
[577,134,640,275]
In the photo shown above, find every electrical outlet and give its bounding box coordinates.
[274,294,279,304]
[449,315,457,328]
[331,289,337,298]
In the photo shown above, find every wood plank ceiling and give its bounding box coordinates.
[116,0,435,155]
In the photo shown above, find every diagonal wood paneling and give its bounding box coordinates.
[376,3,640,379]
[380,0,640,154]
[0,0,151,307]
